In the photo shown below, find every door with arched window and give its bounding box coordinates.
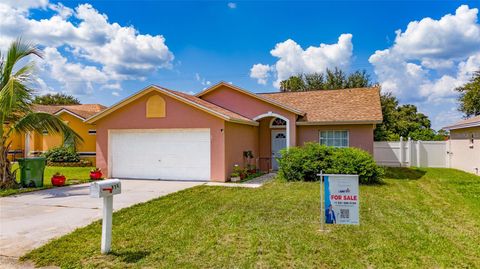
[271,129,286,170]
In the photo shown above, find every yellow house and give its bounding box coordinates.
[8,104,106,162]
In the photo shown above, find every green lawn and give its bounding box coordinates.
[0,163,94,197]
[23,168,480,268]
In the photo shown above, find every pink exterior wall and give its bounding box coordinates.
[297,124,375,154]
[95,90,227,181]
[200,85,298,147]
[224,122,259,179]
[258,117,273,171]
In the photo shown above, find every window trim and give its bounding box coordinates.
[269,117,287,129]
[319,130,349,148]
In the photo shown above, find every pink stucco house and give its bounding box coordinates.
[86,82,382,182]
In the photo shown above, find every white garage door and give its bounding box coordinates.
[110,129,211,181]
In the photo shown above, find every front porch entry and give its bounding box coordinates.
[254,112,289,172]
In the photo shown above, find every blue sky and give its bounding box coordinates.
[1,1,480,129]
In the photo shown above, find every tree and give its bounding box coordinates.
[374,92,445,141]
[455,71,480,117]
[34,93,81,105]
[280,68,372,92]
[0,39,82,188]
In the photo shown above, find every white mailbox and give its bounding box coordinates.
[90,179,121,254]
[90,179,121,198]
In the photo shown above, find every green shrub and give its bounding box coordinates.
[42,147,80,163]
[277,143,383,184]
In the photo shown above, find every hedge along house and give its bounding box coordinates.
[7,104,106,162]
[86,82,382,182]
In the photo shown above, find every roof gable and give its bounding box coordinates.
[86,85,257,125]
[196,82,305,116]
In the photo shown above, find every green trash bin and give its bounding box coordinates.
[18,157,46,187]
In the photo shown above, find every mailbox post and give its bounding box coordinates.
[90,179,121,254]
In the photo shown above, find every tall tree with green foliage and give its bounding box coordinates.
[34,93,81,105]
[0,39,82,188]
[455,71,480,117]
[280,68,372,92]
[374,92,446,141]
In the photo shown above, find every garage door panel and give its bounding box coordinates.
[110,129,211,181]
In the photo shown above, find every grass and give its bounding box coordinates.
[0,163,94,197]
[23,168,480,268]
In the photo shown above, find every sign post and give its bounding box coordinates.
[90,179,121,254]
[318,171,328,232]
[318,173,359,227]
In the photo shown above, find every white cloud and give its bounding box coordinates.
[195,73,212,86]
[0,1,174,95]
[101,82,122,91]
[369,5,480,128]
[250,64,271,85]
[227,2,237,9]
[40,47,109,95]
[111,91,120,97]
[250,34,354,87]
[2,0,49,11]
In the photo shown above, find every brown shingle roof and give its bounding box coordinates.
[259,88,382,124]
[443,115,480,130]
[161,88,254,123]
[32,104,107,119]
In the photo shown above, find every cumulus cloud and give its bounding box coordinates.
[0,1,174,95]
[249,34,353,87]
[250,64,271,85]
[227,2,237,9]
[369,5,480,101]
[369,5,480,128]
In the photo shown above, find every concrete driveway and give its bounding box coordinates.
[0,180,203,258]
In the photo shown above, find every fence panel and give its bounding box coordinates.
[373,141,402,167]
[418,141,447,168]
[374,138,447,168]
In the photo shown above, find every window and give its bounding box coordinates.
[270,117,286,128]
[88,129,96,135]
[320,130,349,148]
[42,130,48,136]
[470,133,474,148]
[146,95,166,118]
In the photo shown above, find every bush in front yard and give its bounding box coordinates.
[277,143,383,184]
[42,147,80,163]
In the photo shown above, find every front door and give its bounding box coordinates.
[271,130,287,170]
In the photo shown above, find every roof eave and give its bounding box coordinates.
[54,108,87,121]
[296,120,382,126]
[443,121,480,130]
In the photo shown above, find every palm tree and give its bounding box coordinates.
[0,39,82,188]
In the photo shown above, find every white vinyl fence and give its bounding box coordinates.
[374,137,447,168]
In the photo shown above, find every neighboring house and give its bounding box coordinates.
[8,104,106,162]
[86,82,382,182]
[443,115,480,175]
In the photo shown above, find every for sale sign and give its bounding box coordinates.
[324,174,359,225]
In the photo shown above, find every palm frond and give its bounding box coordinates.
[0,38,42,125]
[1,38,42,88]
[11,112,84,147]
